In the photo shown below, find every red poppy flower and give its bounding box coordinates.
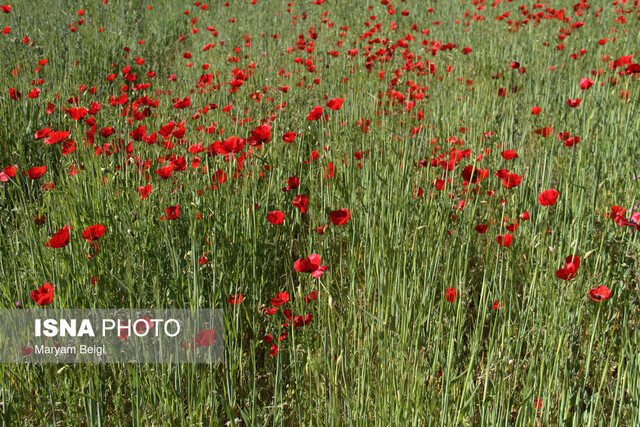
[292,195,309,213]
[324,163,335,179]
[579,77,594,90]
[502,172,523,189]
[567,98,582,108]
[0,165,18,182]
[137,185,152,199]
[563,136,580,147]
[329,209,351,225]
[505,221,518,232]
[213,169,227,184]
[538,189,559,206]
[195,329,216,347]
[282,176,299,192]
[492,301,504,310]
[108,93,128,106]
[3,165,17,178]
[228,294,243,304]
[535,127,553,137]
[294,254,328,278]
[43,130,70,145]
[8,88,20,100]
[531,106,541,115]
[626,64,640,74]
[82,224,106,241]
[495,234,513,247]
[519,211,530,220]
[65,107,88,120]
[0,5,11,13]
[558,131,570,142]
[305,290,318,302]
[475,224,488,234]
[306,105,323,120]
[249,124,271,146]
[620,212,640,231]
[100,127,116,138]
[267,211,285,225]
[261,307,278,315]
[31,283,55,305]
[326,98,344,110]
[46,225,70,248]
[173,96,191,109]
[62,140,76,155]
[172,127,185,139]
[129,125,147,141]
[555,255,580,281]
[588,286,611,301]
[495,169,509,179]
[270,292,290,307]
[314,225,328,234]
[27,88,40,99]
[134,317,154,334]
[608,205,626,224]
[27,166,46,179]
[501,150,518,160]
[282,132,296,143]
[445,287,459,302]
[270,344,278,357]
[293,314,312,328]
[155,164,174,179]
[213,136,245,155]
[162,205,180,220]
[462,166,488,184]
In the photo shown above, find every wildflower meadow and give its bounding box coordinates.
[1,0,639,424]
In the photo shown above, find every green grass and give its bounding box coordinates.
[1,0,639,424]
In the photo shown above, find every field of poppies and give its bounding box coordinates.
[1,0,640,424]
